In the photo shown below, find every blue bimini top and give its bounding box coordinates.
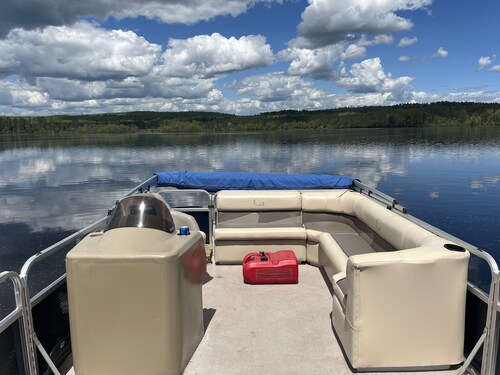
[155,171,354,192]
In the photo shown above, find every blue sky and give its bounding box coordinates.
[0,0,499,115]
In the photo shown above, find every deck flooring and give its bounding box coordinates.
[183,263,459,375]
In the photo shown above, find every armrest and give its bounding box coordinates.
[318,232,348,276]
[342,246,469,368]
[332,272,348,311]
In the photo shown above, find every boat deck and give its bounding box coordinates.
[184,263,459,375]
[65,263,459,374]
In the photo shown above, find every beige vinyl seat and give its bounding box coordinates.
[301,190,469,370]
[214,190,307,263]
[213,188,469,370]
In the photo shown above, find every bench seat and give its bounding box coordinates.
[214,227,307,241]
[214,227,307,264]
[213,188,469,370]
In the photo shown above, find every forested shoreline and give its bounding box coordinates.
[1,102,500,135]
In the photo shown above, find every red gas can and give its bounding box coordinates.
[242,250,298,284]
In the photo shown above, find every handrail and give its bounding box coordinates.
[17,217,108,375]
[0,271,23,332]
[0,271,32,375]
[19,217,107,281]
[353,179,500,375]
[352,180,500,278]
[19,175,159,289]
[354,180,408,212]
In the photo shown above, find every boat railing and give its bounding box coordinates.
[18,217,109,375]
[0,175,498,374]
[354,179,500,375]
[157,188,213,242]
[0,271,32,374]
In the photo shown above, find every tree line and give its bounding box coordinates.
[1,102,500,135]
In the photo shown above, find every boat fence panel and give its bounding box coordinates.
[21,217,108,300]
[158,188,213,243]
[17,217,109,375]
[158,188,211,208]
[0,271,32,375]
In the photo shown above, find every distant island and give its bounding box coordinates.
[1,102,500,135]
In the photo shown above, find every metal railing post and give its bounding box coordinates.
[19,275,39,375]
[0,271,37,375]
[481,272,500,374]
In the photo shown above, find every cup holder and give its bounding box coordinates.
[444,243,466,252]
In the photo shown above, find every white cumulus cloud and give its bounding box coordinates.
[433,47,448,58]
[160,33,274,78]
[399,55,411,62]
[359,34,394,47]
[0,23,281,110]
[280,44,345,79]
[477,55,495,70]
[295,0,432,48]
[0,80,50,109]
[0,22,161,81]
[280,42,368,80]
[398,36,418,47]
[236,73,324,105]
[337,57,415,102]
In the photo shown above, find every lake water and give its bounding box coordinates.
[1,127,500,301]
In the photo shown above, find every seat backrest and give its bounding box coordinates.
[216,190,302,228]
[302,190,436,250]
[340,193,435,250]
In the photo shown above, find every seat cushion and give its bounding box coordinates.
[214,227,307,241]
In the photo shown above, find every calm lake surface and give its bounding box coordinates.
[1,127,500,303]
